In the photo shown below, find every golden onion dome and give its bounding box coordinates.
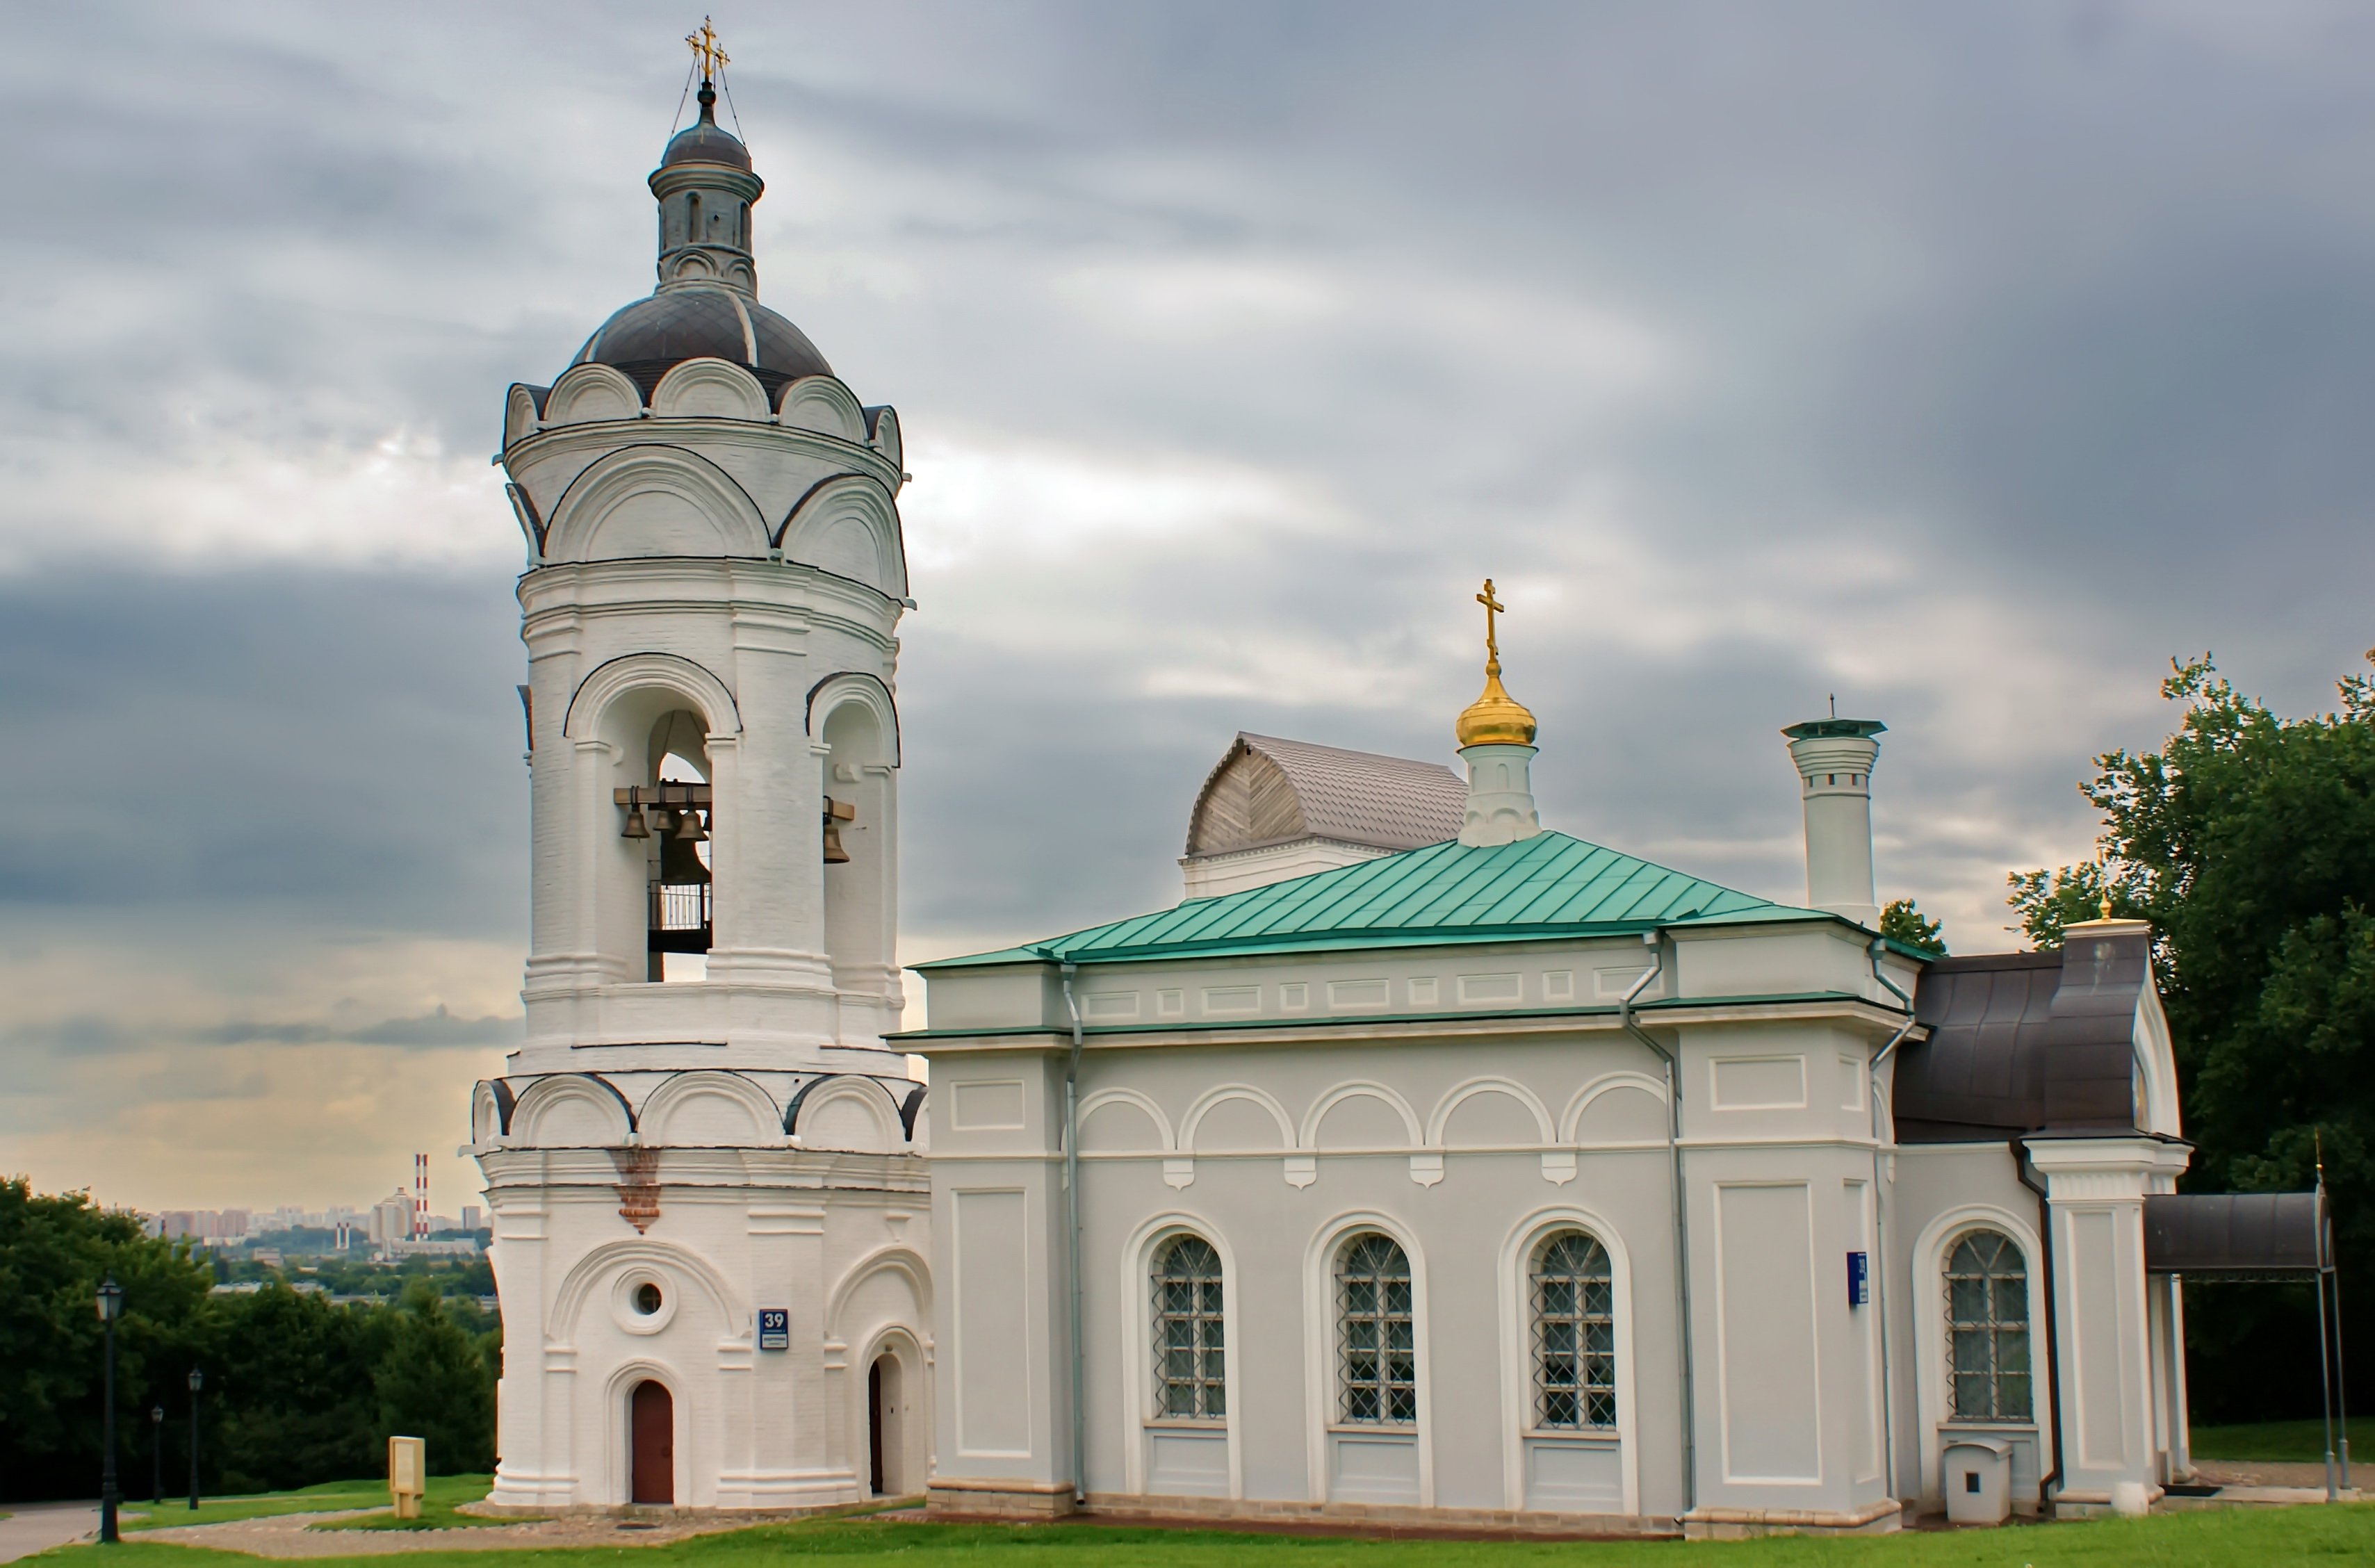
[1456,659,1537,747]
[1455,577,1537,747]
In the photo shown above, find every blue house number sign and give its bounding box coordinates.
[1846,1251,1870,1307]
[758,1308,790,1350]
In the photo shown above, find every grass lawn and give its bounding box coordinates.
[44,1500,2375,1568]
[118,1475,491,1533]
[309,1476,514,1531]
[2189,1419,2361,1463]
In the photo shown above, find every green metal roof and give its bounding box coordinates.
[916,830,1832,970]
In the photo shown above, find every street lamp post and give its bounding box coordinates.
[96,1276,124,1545]
[151,1406,165,1505]
[186,1368,204,1510]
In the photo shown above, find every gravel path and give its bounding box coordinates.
[0,1503,98,1564]
[136,1509,766,1557]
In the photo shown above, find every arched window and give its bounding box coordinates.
[1531,1230,1616,1429]
[1337,1232,1415,1425]
[1945,1230,2032,1421]
[1151,1235,1225,1419]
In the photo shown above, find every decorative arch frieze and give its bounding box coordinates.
[651,357,770,421]
[773,473,908,598]
[544,361,644,427]
[805,671,901,767]
[777,374,866,442]
[1425,1076,1556,1148]
[508,1072,637,1145]
[1559,1071,1670,1144]
[474,1079,518,1141]
[782,1074,907,1152]
[542,445,771,562]
[1300,1080,1424,1150]
[636,1070,785,1148]
[1180,1084,1296,1152]
[1079,1087,1177,1152]
[505,384,546,449]
[563,653,742,743]
[864,405,902,472]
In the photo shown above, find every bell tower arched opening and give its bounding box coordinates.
[589,682,725,987]
[819,695,896,1033]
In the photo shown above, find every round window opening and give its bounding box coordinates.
[633,1282,664,1316]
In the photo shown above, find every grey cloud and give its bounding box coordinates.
[193,1009,519,1050]
[3,2,2372,1199]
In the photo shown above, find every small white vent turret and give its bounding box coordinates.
[1782,717,1885,929]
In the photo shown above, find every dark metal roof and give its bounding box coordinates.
[662,118,751,170]
[2144,1193,2328,1277]
[570,286,832,397]
[1894,927,2152,1141]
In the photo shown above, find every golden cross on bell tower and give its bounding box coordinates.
[1476,578,1505,667]
[685,16,729,83]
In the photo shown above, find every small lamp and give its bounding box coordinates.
[96,1275,124,1321]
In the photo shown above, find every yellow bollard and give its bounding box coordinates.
[388,1436,426,1521]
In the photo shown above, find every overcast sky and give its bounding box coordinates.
[3,1,2371,1213]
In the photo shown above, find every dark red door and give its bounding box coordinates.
[867,1360,886,1494]
[630,1380,674,1505]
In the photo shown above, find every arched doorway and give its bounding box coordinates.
[867,1353,902,1496]
[629,1380,674,1505]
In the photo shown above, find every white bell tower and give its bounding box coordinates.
[468,40,933,1514]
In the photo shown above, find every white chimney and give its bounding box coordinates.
[1782,717,1884,929]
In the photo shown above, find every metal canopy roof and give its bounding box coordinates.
[917,829,1824,969]
[2143,1193,2330,1279]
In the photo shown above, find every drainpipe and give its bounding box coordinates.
[1865,940,1920,1506]
[2014,1139,2064,1508]
[1059,959,1088,1505]
[1616,929,1695,1517]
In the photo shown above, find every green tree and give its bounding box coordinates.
[1879,897,1946,957]
[0,1179,214,1503]
[206,1284,386,1493]
[2009,652,2375,1420]
[375,1280,495,1474]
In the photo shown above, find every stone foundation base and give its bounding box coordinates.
[1082,1493,1679,1538]
[463,1494,917,1521]
[1681,1498,1902,1539]
[927,1480,1080,1519]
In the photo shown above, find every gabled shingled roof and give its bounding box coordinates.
[1184,733,1466,858]
[920,829,1825,968]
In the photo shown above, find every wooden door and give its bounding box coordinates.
[630,1380,674,1505]
[867,1360,886,1494]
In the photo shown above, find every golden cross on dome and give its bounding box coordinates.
[685,17,729,83]
[1476,578,1505,664]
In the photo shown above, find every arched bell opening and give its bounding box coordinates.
[819,700,895,1000]
[637,710,712,983]
[591,684,722,986]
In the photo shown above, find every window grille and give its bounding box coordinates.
[1945,1230,2032,1421]
[1531,1230,1617,1429]
[1336,1232,1416,1425]
[1150,1234,1225,1420]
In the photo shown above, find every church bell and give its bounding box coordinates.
[620,803,651,839]
[659,825,710,886]
[674,805,707,842]
[822,796,855,865]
